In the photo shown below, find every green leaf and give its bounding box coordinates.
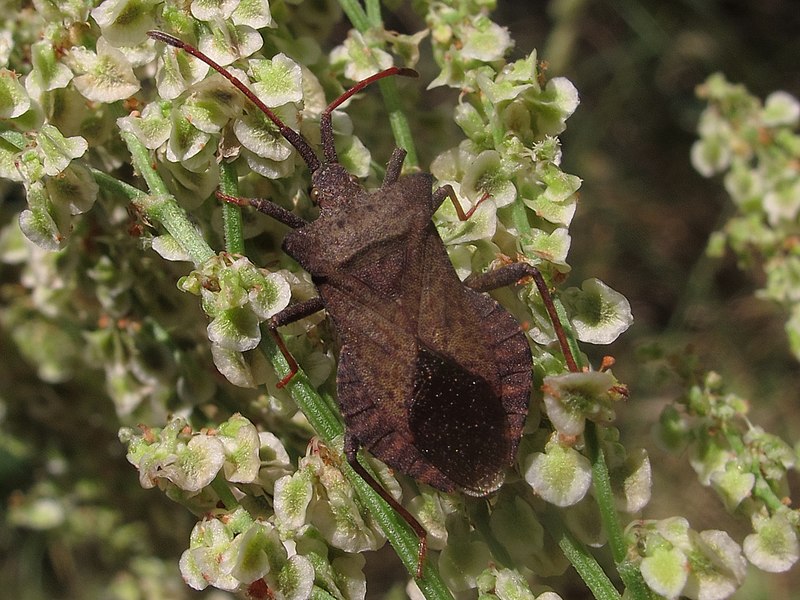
[461,20,512,62]
[232,0,273,28]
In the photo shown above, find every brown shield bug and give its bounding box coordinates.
[148,30,575,577]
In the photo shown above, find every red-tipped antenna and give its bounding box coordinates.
[319,67,418,162]
[147,31,417,169]
[147,30,321,171]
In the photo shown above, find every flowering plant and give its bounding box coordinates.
[1,1,797,599]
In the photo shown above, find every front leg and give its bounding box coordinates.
[267,297,326,387]
[216,191,308,229]
[431,185,489,220]
[465,263,578,372]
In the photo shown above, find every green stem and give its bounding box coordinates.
[260,332,343,441]
[382,78,419,168]
[219,161,245,255]
[121,131,215,265]
[585,423,626,564]
[260,334,453,599]
[618,561,656,600]
[753,475,787,512]
[510,198,532,235]
[338,0,369,31]
[542,508,622,600]
[306,554,359,600]
[91,169,147,201]
[467,500,513,568]
[364,0,382,28]
[210,475,240,510]
[342,461,452,600]
[121,131,170,197]
[585,423,652,600]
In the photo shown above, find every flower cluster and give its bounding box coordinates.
[630,517,747,600]
[177,253,293,387]
[692,74,800,359]
[120,414,388,597]
[656,370,800,581]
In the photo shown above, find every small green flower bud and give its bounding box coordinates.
[524,436,592,507]
[19,181,68,250]
[709,462,755,512]
[274,469,313,533]
[91,0,159,47]
[744,511,800,573]
[217,414,261,484]
[640,546,688,600]
[69,38,139,102]
[197,25,263,67]
[761,90,800,127]
[190,0,239,22]
[160,433,226,492]
[520,227,571,267]
[562,278,633,345]
[330,30,393,82]
[249,54,303,107]
[541,370,617,436]
[207,307,261,352]
[234,106,296,162]
[37,124,88,177]
[684,529,746,600]
[232,0,273,28]
[461,19,512,62]
[155,43,210,100]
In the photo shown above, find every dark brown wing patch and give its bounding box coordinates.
[409,344,510,494]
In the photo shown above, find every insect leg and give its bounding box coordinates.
[465,264,579,373]
[344,433,428,579]
[268,297,326,387]
[382,147,407,187]
[431,184,490,220]
[462,262,539,292]
[216,191,308,230]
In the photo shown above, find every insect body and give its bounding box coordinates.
[148,30,573,575]
[285,162,532,495]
